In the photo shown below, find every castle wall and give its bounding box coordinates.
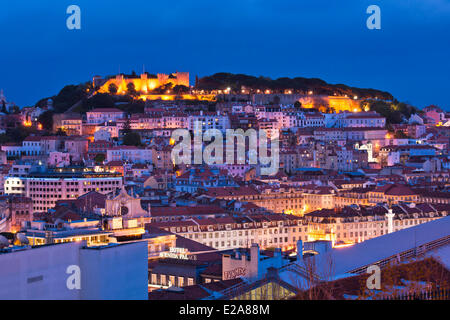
[97,72,189,95]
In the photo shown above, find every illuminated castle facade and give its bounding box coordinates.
[95,72,189,95]
[299,95,362,113]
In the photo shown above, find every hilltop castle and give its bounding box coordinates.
[94,71,189,95]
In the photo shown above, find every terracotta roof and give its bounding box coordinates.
[23,136,43,141]
[175,235,217,253]
[372,184,417,196]
[105,160,124,166]
[88,108,124,113]
[205,186,260,197]
[148,278,243,300]
[150,205,227,217]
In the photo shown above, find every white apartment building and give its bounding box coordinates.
[94,123,120,138]
[305,203,449,246]
[60,118,83,135]
[106,146,153,164]
[86,108,125,124]
[299,113,325,127]
[22,137,42,156]
[4,168,123,212]
[161,112,187,128]
[343,127,387,141]
[187,111,230,133]
[336,112,386,128]
[151,215,308,252]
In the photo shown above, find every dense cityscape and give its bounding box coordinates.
[0,70,449,300]
[1,1,449,307]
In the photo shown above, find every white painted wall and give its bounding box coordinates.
[0,242,82,300]
[0,241,148,300]
[80,242,148,300]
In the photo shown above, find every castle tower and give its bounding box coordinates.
[140,73,148,93]
[157,73,169,86]
[175,72,189,87]
[115,74,124,82]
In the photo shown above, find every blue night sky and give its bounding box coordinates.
[1,0,449,109]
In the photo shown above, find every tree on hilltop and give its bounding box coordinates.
[108,83,118,95]
[127,83,138,97]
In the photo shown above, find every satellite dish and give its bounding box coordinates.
[0,235,9,248]
[16,233,29,245]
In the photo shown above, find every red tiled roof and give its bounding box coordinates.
[205,186,260,197]
[105,160,124,166]
[150,205,227,217]
[88,108,124,113]
[148,278,243,300]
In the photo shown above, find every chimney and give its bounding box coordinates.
[296,240,303,261]
[315,241,332,255]
[250,243,260,262]
[274,247,282,258]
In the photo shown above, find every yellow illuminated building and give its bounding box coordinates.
[298,96,361,113]
[138,94,215,102]
[328,96,361,113]
[307,226,337,246]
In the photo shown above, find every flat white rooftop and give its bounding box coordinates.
[328,216,450,275]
